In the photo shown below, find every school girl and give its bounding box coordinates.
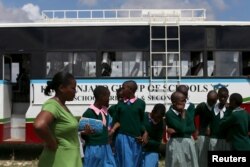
[108,87,123,152]
[209,87,231,151]
[81,86,116,167]
[110,80,147,167]
[108,87,123,118]
[195,90,217,167]
[176,85,196,138]
[141,103,165,167]
[176,85,199,166]
[220,93,250,150]
[165,91,198,167]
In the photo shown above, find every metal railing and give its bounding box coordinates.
[41,9,206,22]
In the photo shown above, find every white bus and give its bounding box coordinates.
[0,9,249,143]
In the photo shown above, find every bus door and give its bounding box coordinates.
[5,54,30,142]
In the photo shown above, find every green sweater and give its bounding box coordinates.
[113,98,146,137]
[168,103,196,137]
[143,112,164,153]
[248,113,250,137]
[185,103,196,136]
[210,107,231,139]
[82,108,109,146]
[195,102,213,135]
[108,104,118,118]
[220,109,250,151]
[165,108,188,138]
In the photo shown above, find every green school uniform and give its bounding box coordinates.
[195,102,213,135]
[143,112,164,153]
[168,102,196,136]
[210,104,231,139]
[112,98,146,137]
[248,113,250,138]
[165,108,198,167]
[209,104,231,151]
[38,99,82,167]
[220,108,250,151]
[82,108,109,146]
[165,108,186,138]
[108,104,119,140]
[108,104,118,118]
[185,102,196,136]
[195,102,213,167]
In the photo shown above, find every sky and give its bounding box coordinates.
[0,0,250,22]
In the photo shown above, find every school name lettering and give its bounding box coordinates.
[212,155,246,163]
[40,84,209,93]
[73,95,171,102]
[74,95,119,101]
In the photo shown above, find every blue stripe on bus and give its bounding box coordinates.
[30,78,250,84]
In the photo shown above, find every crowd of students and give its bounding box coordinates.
[34,71,250,167]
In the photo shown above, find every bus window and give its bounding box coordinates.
[130,53,142,77]
[4,56,11,81]
[46,52,96,78]
[210,51,240,77]
[207,52,214,76]
[181,52,203,76]
[181,52,189,76]
[166,54,179,77]
[190,52,203,76]
[152,53,179,77]
[73,52,96,77]
[102,52,145,77]
[101,52,112,76]
[11,63,19,83]
[242,52,250,76]
[46,52,69,77]
[152,54,163,77]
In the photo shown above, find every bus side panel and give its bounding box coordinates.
[241,103,250,113]
[44,26,149,50]
[0,82,11,142]
[217,26,250,49]
[0,122,11,143]
[0,82,3,142]
[0,54,2,79]
[25,87,43,143]
[0,125,2,142]
[30,78,250,112]
[0,123,10,142]
[181,26,205,50]
[25,122,43,143]
[0,27,44,51]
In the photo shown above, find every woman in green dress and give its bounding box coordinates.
[34,72,82,167]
